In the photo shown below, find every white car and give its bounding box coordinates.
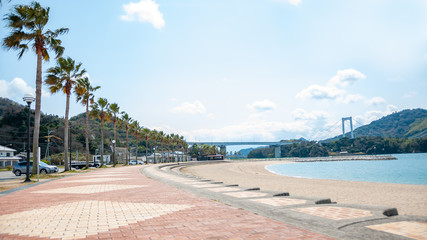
[129,160,144,165]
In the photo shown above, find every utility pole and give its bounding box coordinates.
[45,130,55,164]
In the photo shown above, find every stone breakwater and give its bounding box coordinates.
[236,155,397,162]
[291,155,397,162]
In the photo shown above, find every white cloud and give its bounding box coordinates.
[121,0,165,30]
[0,77,50,100]
[337,94,365,104]
[247,99,277,112]
[292,108,329,121]
[296,85,345,100]
[355,105,399,126]
[328,69,366,87]
[296,69,368,102]
[171,101,207,115]
[288,0,302,6]
[272,0,302,6]
[364,96,386,106]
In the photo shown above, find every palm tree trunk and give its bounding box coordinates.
[145,136,148,163]
[32,52,43,173]
[100,119,104,166]
[167,142,170,163]
[135,135,138,162]
[85,102,89,168]
[113,121,116,166]
[64,93,70,171]
[126,130,129,165]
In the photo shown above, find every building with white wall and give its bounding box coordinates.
[0,145,21,168]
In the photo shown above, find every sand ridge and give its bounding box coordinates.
[182,160,427,216]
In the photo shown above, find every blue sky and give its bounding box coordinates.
[1,0,426,143]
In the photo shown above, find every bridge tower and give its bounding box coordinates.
[342,117,354,138]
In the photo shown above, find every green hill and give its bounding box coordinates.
[323,109,427,142]
[353,109,427,138]
[0,97,135,157]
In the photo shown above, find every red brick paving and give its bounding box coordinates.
[0,166,334,240]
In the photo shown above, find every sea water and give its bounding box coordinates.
[265,153,427,185]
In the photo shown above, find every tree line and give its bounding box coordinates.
[2,2,187,171]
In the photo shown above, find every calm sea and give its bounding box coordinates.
[265,153,427,185]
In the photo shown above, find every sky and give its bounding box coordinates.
[1,0,426,145]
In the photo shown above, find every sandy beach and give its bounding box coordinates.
[182,160,427,216]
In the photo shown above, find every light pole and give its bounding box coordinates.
[23,94,34,182]
[112,140,116,167]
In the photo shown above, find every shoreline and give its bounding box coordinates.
[182,160,427,216]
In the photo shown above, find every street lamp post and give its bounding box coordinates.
[112,140,116,167]
[23,94,34,182]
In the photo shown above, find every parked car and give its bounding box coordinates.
[129,160,144,165]
[13,161,59,176]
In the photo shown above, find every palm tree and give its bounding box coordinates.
[158,131,165,163]
[166,133,173,162]
[178,135,187,162]
[108,103,120,166]
[150,129,159,163]
[90,98,109,166]
[3,2,68,172]
[142,128,150,163]
[172,134,180,162]
[75,77,100,168]
[182,137,188,162]
[45,57,85,171]
[130,120,142,162]
[119,112,132,165]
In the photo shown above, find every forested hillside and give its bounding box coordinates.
[352,109,427,138]
[0,98,140,157]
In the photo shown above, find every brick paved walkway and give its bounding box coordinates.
[0,166,334,240]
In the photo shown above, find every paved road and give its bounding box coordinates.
[0,171,22,181]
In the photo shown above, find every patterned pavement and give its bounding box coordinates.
[366,221,427,240]
[292,206,373,220]
[0,166,334,240]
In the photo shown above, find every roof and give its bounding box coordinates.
[0,145,16,152]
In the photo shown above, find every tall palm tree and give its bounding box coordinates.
[158,131,165,163]
[108,103,120,167]
[119,112,132,165]
[45,57,85,171]
[130,120,142,162]
[172,134,180,162]
[142,128,150,163]
[166,134,172,163]
[178,135,187,162]
[75,77,100,168]
[90,98,109,166]
[150,129,159,163]
[182,137,188,162]
[3,2,68,172]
